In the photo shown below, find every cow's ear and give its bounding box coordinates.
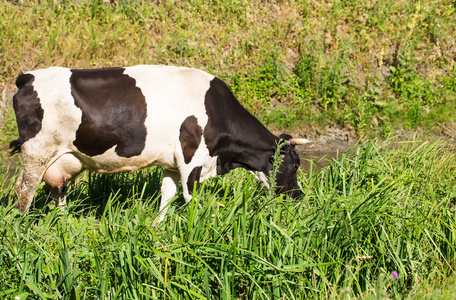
[278,133,296,149]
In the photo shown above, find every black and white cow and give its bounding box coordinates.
[11,65,311,221]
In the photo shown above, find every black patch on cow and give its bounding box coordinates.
[203,77,277,175]
[187,166,202,195]
[70,68,148,157]
[179,115,202,164]
[13,73,44,145]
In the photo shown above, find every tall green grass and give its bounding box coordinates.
[1,137,455,299]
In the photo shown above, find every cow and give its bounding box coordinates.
[10,65,311,222]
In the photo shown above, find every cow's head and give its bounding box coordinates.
[273,134,311,199]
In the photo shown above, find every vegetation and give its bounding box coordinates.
[1,138,455,299]
[0,0,455,137]
[1,0,456,298]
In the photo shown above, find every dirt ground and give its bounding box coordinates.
[282,124,456,171]
[290,126,356,171]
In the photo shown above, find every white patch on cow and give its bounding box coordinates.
[200,154,218,181]
[29,67,82,148]
[77,146,156,174]
[24,67,83,175]
[123,66,214,165]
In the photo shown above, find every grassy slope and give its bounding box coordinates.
[1,138,455,299]
[0,0,456,140]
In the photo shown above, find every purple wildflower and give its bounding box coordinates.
[391,270,399,279]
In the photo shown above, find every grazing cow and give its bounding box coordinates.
[11,65,311,221]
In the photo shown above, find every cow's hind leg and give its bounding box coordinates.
[157,170,181,223]
[15,159,49,213]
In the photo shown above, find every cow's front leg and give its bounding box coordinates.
[181,166,203,203]
[157,170,181,223]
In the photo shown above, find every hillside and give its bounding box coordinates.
[1,0,455,142]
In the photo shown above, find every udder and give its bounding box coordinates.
[43,154,85,190]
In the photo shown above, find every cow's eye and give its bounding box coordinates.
[294,163,299,170]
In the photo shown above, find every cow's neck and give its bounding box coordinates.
[208,117,278,175]
[215,130,276,176]
[203,77,278,175]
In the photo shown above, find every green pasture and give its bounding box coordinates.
[1,138,455,299]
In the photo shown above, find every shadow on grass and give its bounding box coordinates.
[1,160,242,222]
[2,166,188,218]
[70,168,165,217]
